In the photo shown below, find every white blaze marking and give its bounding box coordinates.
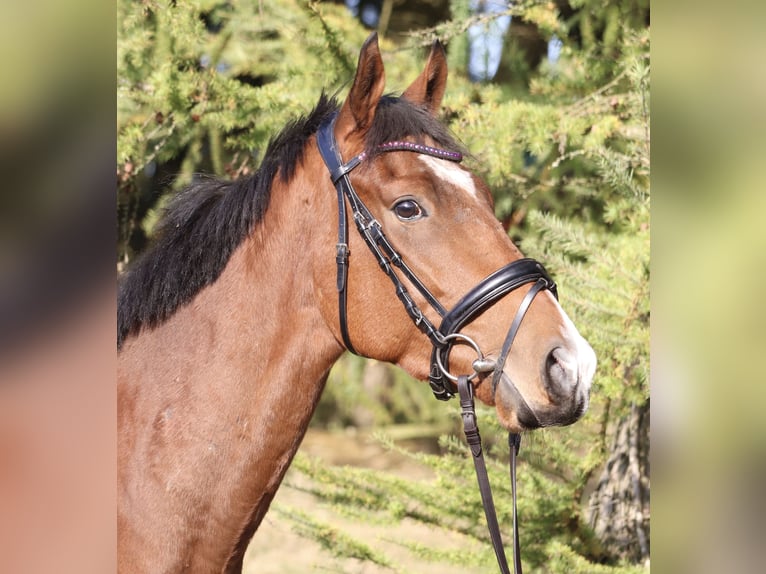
[418,154,478,199]
[548,292,597,389]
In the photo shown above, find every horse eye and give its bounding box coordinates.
[393,199,424,221]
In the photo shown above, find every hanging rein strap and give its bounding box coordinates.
[458,376,516,574]
[457,275,548,574]
[455,267,551,573]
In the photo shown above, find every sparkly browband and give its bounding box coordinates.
[364,141,463,163]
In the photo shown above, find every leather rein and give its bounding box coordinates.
[316,113,558,574]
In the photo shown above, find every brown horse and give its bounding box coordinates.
[117,34,596,573]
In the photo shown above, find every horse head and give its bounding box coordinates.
[314,34,596,432]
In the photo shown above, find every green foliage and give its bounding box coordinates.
[117,0,383,260]
[544,540,646,574]
[313,355,453,430]
[283,415,643,572]
[519,29,650,417]
[275,504,394,568]
[118,0,361,167]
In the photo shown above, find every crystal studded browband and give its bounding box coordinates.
[367,140,463,162]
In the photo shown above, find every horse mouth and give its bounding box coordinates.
[493,372,542,431]
[493,371,589,431]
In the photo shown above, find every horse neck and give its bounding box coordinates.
[118,165,344,571]
[149,169,342,400]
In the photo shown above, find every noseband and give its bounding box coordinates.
[316,113,559,574]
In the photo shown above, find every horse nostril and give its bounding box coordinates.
[536,344,593,426]
[544,347,578,395]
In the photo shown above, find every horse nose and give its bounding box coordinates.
[545,347,578,395]
[543,343,596,406]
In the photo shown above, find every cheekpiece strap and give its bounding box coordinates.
[316,112,462,356]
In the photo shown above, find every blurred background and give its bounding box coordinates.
[5,0,766,572]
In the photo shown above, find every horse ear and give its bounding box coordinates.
[336,33,386,138]
[402,40,448,114]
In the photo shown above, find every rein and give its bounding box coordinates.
[316,113,558,574]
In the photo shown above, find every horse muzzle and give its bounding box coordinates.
[494,340,595,430]
[429,256,596,431]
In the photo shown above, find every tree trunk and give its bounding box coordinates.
[587,400,650,564]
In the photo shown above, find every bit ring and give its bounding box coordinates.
[434,332,485,383]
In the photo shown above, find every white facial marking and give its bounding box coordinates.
[548,292,597,389]
[418,154,478,199]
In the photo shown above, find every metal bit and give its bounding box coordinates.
[472,357,497,373]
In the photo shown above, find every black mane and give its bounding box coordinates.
[118,94,464,349]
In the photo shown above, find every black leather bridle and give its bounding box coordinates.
[316,112,558,573]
